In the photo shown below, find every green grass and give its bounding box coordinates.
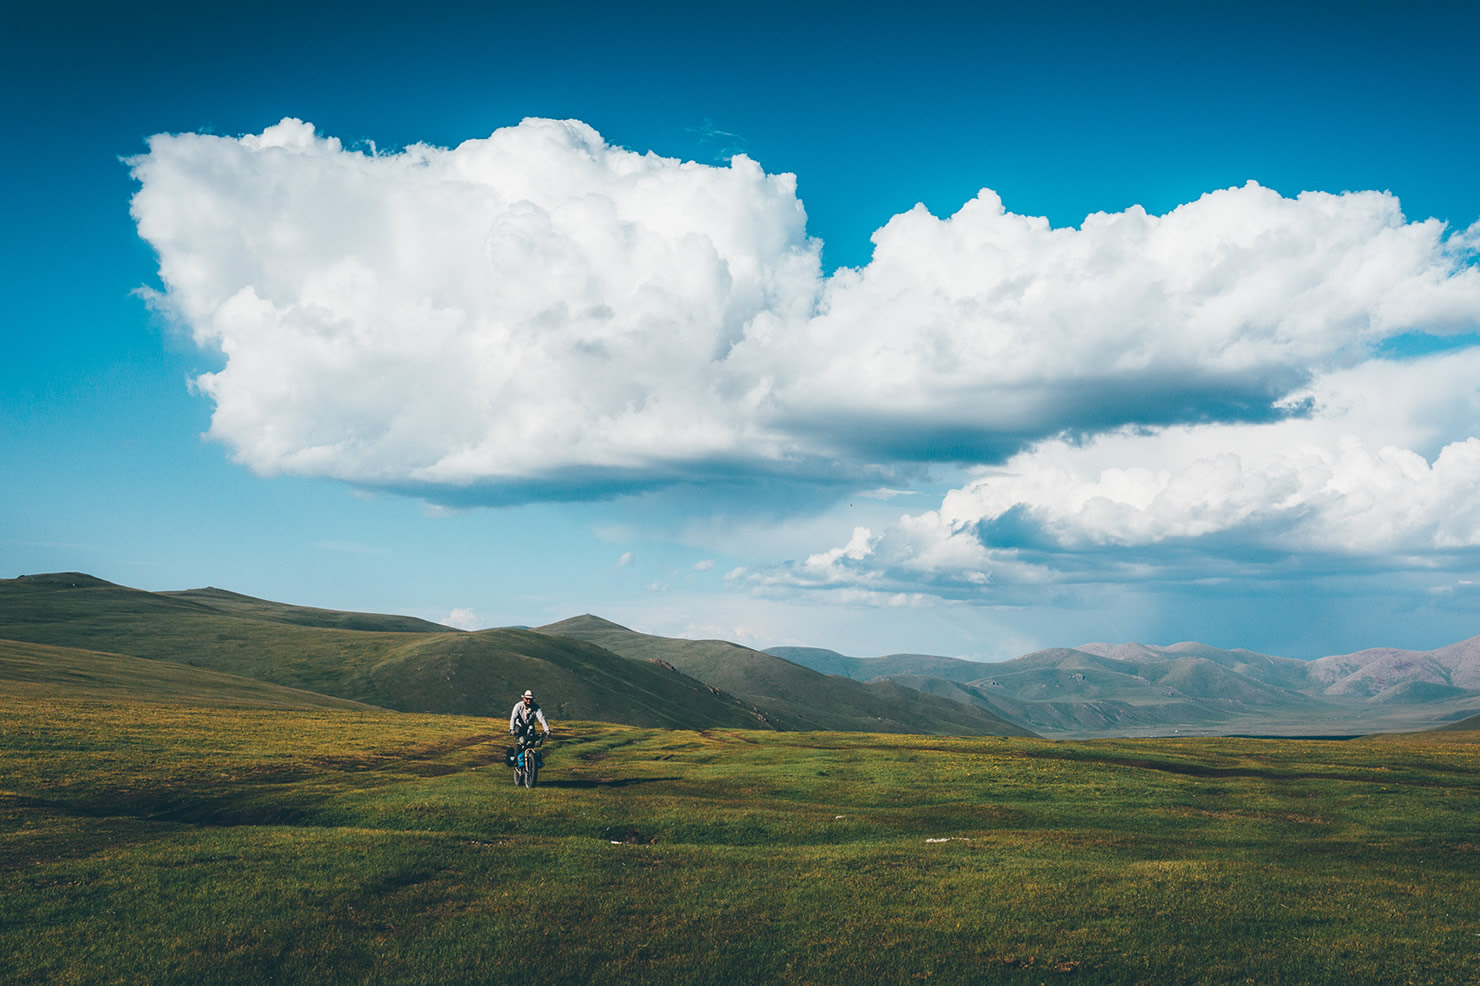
[3,690,1478,985]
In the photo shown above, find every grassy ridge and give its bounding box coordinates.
[0,575,770,730]
[0,638,375,710]
[0,574,423,704]
[161,585,454,633]
[3,690,1477,985]
[538,615,1037,736]
[1430,711,1480,733]
[368,627,770,729]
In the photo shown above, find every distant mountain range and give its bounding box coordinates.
[768,636,1480,737]
[4,572,1477,737]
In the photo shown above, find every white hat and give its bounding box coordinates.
[522,690,534,699]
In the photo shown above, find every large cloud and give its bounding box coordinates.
[131,118,820,494]
[130,118,1480,500]
[766,348,1480,602]
[751,186,1480,459]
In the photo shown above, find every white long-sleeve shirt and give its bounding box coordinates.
[510,699,549,736]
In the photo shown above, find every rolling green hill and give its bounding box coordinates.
[1433,710,1480,732]
[161,585,454,633]
[535,615,1037,736]
[0,637,375,710]
[0,574,769,730]
[0,573,452,705]
[363,627,772,729]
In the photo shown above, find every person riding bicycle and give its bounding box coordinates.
[509,689,550,743]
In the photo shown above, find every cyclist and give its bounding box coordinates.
[510,689,550,742]
[508,689,551,786]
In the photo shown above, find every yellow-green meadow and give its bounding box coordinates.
[3,688,1476,985]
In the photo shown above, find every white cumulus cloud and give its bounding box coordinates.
[742,184,1480,459]
[131,118,1480,503]
[131,117,819,494]
[774,348,1480,595]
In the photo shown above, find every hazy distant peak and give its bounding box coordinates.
[176,586,261,601]
[1073,640,1286,664]
[1067,642,1157,662]
[1310,635,1480,695]
[539,614,634,634]
[11,572,120,589]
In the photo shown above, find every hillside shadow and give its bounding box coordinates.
[540,776,678,789]
[1,790,312,828]
[1018,750,1469,788]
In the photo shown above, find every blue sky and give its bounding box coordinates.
[5,0,1480,660]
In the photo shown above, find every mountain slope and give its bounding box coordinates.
[0,574,769,730]
[1073,641,1316,692]
[1433,711,1480,732]
[765,646,993,683]
[366,627,772,729]
[1310,636,1480,696]
[162,586,453,633]
[964,642,1480,735]
[778,635,1480,737]
[0,573,436,705]
[535,616,1037,736]
[774,644,1263,732]
[0,637,376,710]
[862,673,1175,733]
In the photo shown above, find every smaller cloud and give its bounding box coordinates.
[795,527,879,584]
[859,488,920,500]
[693,559,716,571]
[752,348,1480,608]
[443,607,481,630]
[644,581,668,592]
[1427,579,1480,596]
[616,551,635,568]
[748,581,944,608]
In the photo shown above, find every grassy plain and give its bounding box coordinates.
[2,693,1477,985]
